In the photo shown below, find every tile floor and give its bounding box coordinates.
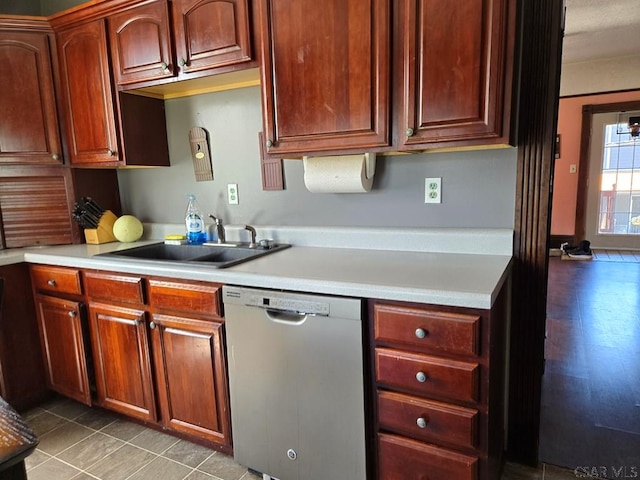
[22,396,261,480]
[23,397,579,480]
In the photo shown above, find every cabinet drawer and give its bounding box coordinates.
[378,433,477,480]
[148,279,221,317]
[84,271,145,304]
[31,265,82,295]
[377,390,478,449]
[375,348,479,403]
[374,304,480,356]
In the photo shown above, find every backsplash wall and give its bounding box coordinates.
[117,86,517,229]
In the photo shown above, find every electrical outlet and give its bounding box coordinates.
[227,183,239,205]
[425,178,442,204]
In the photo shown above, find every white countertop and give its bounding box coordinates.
[11,231,512,309]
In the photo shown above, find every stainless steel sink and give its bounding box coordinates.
[96,242,290,268]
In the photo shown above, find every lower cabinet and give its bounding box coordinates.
[369,285,508,480]
[84,270,231,451]
[34,294,92,405]
[0,263,47,410]
[88,302,157,422]
[151,313,231,445]
[31,265,92,406]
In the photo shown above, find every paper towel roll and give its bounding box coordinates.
[303,153,375,193]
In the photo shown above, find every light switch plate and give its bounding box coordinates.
[425,178,442,204]
[227,184,239,205]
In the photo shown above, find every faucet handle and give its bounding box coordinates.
[243,225,258,248]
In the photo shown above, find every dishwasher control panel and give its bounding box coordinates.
[223,286,330,316]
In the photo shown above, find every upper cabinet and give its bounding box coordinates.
[258,0,391,156]
[397,0,515,150]
[56,19,169,167]
[108,0,255,88]
[57,20,119,165]
[0,20,63,165]
[258,0,515,157]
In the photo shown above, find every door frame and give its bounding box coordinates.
[507,0,564,465]
[575,100,640,242]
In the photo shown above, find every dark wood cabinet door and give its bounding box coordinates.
[172,0,252,76]
[259,0,391,155]
[0,29,62,165]
[34,294,91,405]
[88,302,157,422]
[57,20,120,165]
[108,0,174,85]
[0,264,47,410]
[151,313,231,448]
[398,0,513,149]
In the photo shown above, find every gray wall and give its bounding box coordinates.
[0,0,40,15]
[39,0,83,16]
[118,86,517,229]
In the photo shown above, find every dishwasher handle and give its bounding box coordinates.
[264,308,310,325]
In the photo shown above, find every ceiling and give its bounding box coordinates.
[562,0,640,64]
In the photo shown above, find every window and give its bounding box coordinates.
[598,123,640,234]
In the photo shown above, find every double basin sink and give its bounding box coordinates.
[97,242,290,269]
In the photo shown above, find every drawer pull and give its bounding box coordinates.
[68,311,77,317]
[415,328,428,339]
[416,417,428,429]
[149,322,156,330]
[47,279,57,287]
[415,371,428,383]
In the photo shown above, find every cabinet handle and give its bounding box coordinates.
[406,127,415,137]
[107,149,116,157]
[415,328,428,339]
[52,153,59,161]
[68,311,77,317]
[160,62,169,71]
[149,322,156,329]
[179,58,187,67]
[47,279,56,287]
[416,417,428,429]
[266,139,274,148]
[415,371,428,383]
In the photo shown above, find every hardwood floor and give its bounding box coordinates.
[540,257,640,476]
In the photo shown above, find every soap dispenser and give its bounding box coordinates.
[185,194,206,244]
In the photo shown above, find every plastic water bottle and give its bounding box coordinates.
[185,194,206,245]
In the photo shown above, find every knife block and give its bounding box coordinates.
[84,210,118,244]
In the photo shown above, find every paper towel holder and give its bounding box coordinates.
[364,152,376,180]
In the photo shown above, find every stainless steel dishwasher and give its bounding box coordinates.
[222,286,366,480]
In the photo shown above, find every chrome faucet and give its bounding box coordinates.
[208,214,226,243]
[243,225,258,248]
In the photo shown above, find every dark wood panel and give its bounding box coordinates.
[31,265,82,296]
[108,0,174,85]
[56,20,120,165]
[375,347,479,403]
[0,264,47,411]
[259,0,390,154]
[151,313,231,450]
[374,304,480,356]
[397,0,515,149]
[34,294,91,405]
[378,390,478,449]
[173,0,253,75]
[148,279,221,317]
[0,28,62,165]
[0,175,74,248]
[88,302,156,422]
[378,433,478,480]
[508,0,564,465]
[84,271,145,304]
